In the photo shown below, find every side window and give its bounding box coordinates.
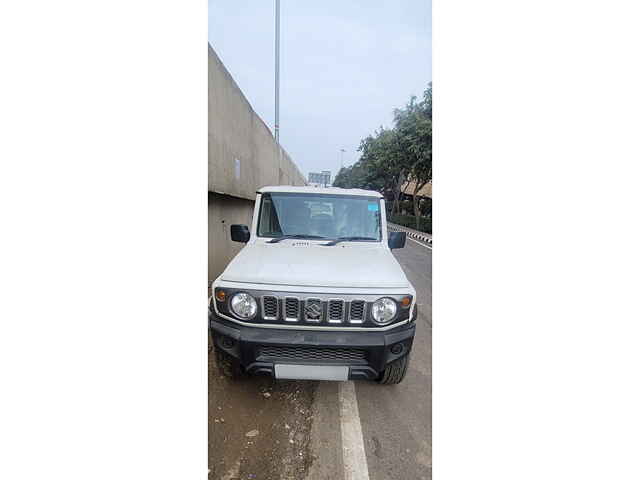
[258,196,282,236]
[367,210,381,239]
[366,202,381,239]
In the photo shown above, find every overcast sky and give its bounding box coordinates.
[209,0,431,179]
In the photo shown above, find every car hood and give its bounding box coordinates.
[221,242,410,288]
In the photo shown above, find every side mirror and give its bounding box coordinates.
[230,224,250,243]
[388,231,406,250]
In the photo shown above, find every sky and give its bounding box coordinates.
[208,0,431,180]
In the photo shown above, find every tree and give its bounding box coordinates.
[393,84,432,229]
[333,164,362,189]
[357,127,411,213]
[332,83,432,227]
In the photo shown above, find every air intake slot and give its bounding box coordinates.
[262,296,279,320]
[328,299,345,323]
[349,300,366,323]
[258,345,367,362]
[284,297,300,322]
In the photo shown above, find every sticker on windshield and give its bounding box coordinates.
[368,203,379,212]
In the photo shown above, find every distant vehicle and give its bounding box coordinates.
[209,186,416,384]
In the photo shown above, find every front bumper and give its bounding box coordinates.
[209,310,416,381]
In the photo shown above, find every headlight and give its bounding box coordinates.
[371,297,397,324]
[230,292,258,319]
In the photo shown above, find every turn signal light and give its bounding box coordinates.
[400,296,412,308]
[215,289,226,302]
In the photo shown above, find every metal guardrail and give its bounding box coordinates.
[388,222,432,246]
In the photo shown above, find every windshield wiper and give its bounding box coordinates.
[268,234,329,243]
[322,236,378,246]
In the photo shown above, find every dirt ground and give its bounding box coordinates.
[209,351,318,480]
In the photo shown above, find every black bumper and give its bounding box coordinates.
[209,311,416,381]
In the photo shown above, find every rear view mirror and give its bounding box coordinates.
[230,224,250,243]
[388,231,406,250]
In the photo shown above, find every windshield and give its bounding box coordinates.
[257,192,382,241]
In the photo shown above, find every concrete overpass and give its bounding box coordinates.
[208,44,306,281]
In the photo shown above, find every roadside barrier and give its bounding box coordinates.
[388,222,433,246]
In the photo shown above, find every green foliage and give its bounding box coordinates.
[333,84,432,224]
[333,161,379,190]
[420,197,432,218]
[388,214,432,234]
[394,87,432,191]
[400,199,413,214]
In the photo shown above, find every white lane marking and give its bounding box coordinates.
[407,236,432,249]
[339,381,370,480]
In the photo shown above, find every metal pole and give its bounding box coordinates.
[274,0,280,143]
[340,148,346,169]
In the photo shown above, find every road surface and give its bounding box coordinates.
[209,238,432,479]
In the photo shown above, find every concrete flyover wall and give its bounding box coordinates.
[208,44,306,282]
[208,45,306,200]
[208,192,254,283]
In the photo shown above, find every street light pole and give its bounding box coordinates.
[274,0,280,143]
[340,148,346,169]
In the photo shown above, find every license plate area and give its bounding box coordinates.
[274,364,349,381]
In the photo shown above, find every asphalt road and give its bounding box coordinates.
[210,239,432,480]
[356,239,432,479]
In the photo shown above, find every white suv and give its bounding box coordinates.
[209,186,416,384]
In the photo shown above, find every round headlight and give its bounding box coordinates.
[371,297,397,324]
[230,292,258,319]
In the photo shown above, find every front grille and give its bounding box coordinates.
[262,296,279,320]
[284,297,300,321]
[328,299,345,323]
[258,345,367,362]
[349,300,366,323]
[256,296,368,324]
[219,290,409,327]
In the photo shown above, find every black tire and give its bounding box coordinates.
[378,355,410,385]
[214,345,244,379]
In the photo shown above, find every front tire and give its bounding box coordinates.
[214,345,244,379]
[378,355,410,385]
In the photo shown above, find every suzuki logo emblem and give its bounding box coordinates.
[305,302,322,320]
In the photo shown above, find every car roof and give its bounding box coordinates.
[257,185,383,198]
